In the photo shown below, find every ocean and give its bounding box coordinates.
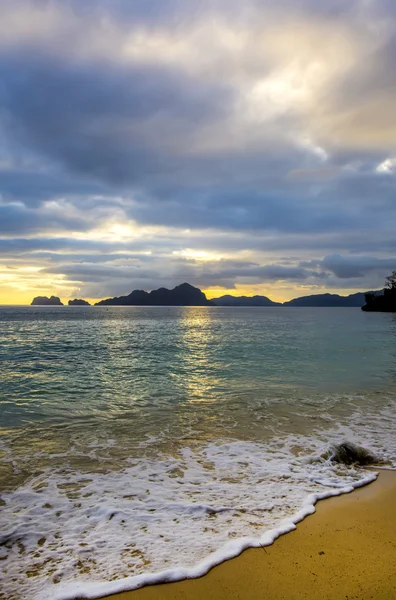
[1,306,396,600]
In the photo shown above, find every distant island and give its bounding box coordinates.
[283,292,370,307]
[95,286,381,307]
[213,292,378,307]
[31,296,63,306]
[30,283,390,308]
[95,283,214,306]
[362,271,396,312]
[211,294,281,307]
[68,299,90,306]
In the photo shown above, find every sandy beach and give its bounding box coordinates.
[103,470,396,600]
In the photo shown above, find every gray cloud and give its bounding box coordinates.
[34,256,326,296]
[0,202,89,235]
[0,0,396,299]
[0,169,106,206]
[0,47,232,186]
[316,254,396,279]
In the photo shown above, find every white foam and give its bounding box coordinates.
[49,473,377,600]
[0,430,383,600]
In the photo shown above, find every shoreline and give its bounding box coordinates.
[99,469,396,600]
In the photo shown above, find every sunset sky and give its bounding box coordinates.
[0,0,395,304]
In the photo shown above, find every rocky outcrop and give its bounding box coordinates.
[31,296,63,306]
[325,442,380,466]
[68,299,90,306]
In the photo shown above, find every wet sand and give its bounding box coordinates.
[103,470,396,600]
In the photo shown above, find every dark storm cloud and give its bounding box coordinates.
[129,166,396,235]
[0,169,106,206]
[200,264,319,281]
[0,202,89,235]
[41,263,159,282]
[0,236,179,257]
[317,254,396,279]
[0,48,232,186]
[129,186,355,234]
[0,237,120,254]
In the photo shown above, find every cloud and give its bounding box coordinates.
[287,167,342,182]
[0,201,90,235]
[317,254,396,279]
[0,168,106,206]
[0,0,395,301]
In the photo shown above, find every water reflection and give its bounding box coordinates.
[174,307,221,404]
[2,306,396,493]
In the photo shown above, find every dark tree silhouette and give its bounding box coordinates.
[385,270,396,290]
[362,271,396,312]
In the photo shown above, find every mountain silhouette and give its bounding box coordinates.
[31,286,383,308]
[283,292,369,307]
[95,283,214,306]
[210,294,281,307]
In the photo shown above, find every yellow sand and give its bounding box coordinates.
[104,470,396,600]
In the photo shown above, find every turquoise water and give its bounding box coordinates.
[1,306,395,429]
[1,307,396,600]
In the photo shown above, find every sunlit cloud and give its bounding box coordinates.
[376,158,396,174]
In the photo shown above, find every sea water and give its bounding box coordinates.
[0,306,395,600]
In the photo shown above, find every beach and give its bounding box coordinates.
[103,470,396,600]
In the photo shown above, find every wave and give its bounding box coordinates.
[0,432,389,600]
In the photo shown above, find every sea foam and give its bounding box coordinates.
[0,428,387,600]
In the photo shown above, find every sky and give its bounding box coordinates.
[0,0,395,304]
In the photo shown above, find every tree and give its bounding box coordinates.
[362,270,396,311]
[385,270,396,290]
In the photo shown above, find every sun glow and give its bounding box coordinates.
[173,249,223,262]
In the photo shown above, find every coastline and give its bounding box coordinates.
[101,470,396,600]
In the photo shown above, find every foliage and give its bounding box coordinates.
[385,270,396,290]
[362,270,396,312]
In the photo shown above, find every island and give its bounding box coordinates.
[30,283,389,308]
[283,292,369,307]
[95,283,214,306]
[211,294,281,307]
[68,299,90,306]
[362,271,396,312]
[31,296,63,306]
